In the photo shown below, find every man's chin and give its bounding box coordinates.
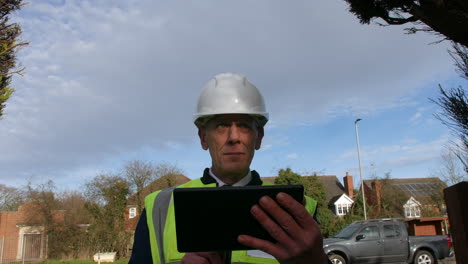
[220,165,249,176]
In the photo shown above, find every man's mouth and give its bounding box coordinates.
[224,152,244,156]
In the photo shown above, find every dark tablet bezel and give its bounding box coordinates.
[173,184,304,252]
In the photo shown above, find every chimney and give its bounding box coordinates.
[371,180,382,214]
[343,172,354,199]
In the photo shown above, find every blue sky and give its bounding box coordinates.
[1,0,466,191]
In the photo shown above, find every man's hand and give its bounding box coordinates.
[181,252,227,264]
[237,192,329,264]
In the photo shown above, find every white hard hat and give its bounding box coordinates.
[194,73,269,127]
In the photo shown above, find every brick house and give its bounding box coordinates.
[362,177,449,235]
[0,201,65,262]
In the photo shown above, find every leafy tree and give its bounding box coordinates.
[348,190,371,219]
[0,0,28,118]
[275,168,337,237]
[58,190,91,226]
[275,168,304,185]
[419,179,447,217]
[50,190,92,259]
[303,174,327,208]
[19,181,89,259]
[24,180,64,259]
[24,180,59,230]
[431,86,468,173]
[318,199,362,238]
[325,213,362,238]
[316,207,336,238]
[373,173,409,218]
[85,173,131,256]
[275,168,326,208]
[342,0,468,47]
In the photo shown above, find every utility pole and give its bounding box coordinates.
[355,118,367,220]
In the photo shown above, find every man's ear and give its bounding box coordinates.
[198,128,209,150]
[255,126,264,150]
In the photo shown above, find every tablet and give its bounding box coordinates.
[173,184,304,252]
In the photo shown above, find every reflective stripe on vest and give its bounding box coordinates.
[153,186,177,264]
[147,180,318,264]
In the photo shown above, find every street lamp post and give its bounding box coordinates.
[354,118,367,220]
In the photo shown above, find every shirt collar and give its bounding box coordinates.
[208,168,252,187]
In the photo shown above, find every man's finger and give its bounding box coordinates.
[258,195,303,238]
[275,192,316,229]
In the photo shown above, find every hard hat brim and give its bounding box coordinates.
[194,113,268,128]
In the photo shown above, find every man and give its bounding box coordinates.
[129,73,329,264]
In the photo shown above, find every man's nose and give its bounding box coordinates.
[227,125,241,143]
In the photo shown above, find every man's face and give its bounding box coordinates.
[199,114,264,179]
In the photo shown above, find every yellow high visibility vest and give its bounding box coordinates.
[145,177,317,264]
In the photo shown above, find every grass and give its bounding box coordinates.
[7,259,129,264]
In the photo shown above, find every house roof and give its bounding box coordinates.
[318,175,346,205]
[332,194,354,205]
[127,174,191,206]
[363,177,446,202]
[261,175,345,206]
[129,173,347,208]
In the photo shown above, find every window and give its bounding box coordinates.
[129,207,137,219]
[405,205,420,218]
[358,226,379,241]
[336,203,351,216]
[383,224,401,238]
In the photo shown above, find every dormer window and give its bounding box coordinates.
[334,194,354,216]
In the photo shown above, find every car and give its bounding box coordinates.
[323,219,452,264]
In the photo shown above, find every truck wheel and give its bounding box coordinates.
[328,254,346,264]
[414,250,435,264]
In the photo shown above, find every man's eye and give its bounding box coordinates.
[216,123,229,128]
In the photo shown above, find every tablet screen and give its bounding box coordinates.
[173,184,304,252]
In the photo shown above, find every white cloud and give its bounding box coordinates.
[337,135,450,171]
[1,0,459,185]
[287,153,299,159]
[409,112,422,123]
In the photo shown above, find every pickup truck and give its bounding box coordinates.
[323,219,452,264]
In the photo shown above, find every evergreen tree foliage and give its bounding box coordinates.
[316,207,336,237]
[343,0,468,47]
[348,190,371,219]
[0,0,28,118]
[303,174,327,208]
[275,168,339,238]
[432,86,468,173]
